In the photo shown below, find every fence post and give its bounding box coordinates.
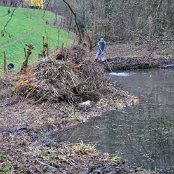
[57,29,60,49]
[61,43,64,50]
[3,51,7,73]
[42,36,45,54]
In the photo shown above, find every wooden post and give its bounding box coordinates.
[3,51,7,73]
[46,36,49,57]
[57,29,60,48]
[60,18,63,28]
[42,36,45,52]
[65,31,69,46]
[73,38,76,45]
[20,44,34,72]
[61,43,64,50]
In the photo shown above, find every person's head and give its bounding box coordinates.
[100,38,104,41]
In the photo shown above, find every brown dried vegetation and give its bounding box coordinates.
[15,45,110,104]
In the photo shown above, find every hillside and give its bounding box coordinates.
[0,6,71,70]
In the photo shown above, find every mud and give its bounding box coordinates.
[105,56,174,71]
[0,43,161,174]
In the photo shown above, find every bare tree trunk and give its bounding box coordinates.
[62,0,83,44]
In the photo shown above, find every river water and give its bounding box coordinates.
[53,69,174,173]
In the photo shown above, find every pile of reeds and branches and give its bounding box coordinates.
[15,46,110,104]
[55,45,86,63]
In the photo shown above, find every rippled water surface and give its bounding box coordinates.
[53,69,174,173]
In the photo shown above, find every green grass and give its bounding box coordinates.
[0,6,72,70]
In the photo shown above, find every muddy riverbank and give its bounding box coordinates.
[91,44,174,71]
[0,76,145,174]
[0,44,162,174]
[0,70,146,174]
[105,56,174,71]
[0,131,151,174]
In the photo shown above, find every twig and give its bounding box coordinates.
[36,158,59,171]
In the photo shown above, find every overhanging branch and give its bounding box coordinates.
[62,0,83,43]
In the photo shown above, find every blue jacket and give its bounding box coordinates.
[98,40,106,54]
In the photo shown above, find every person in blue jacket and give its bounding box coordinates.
[95,38,106,62]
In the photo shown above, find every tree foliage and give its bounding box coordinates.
[1,0,174,43]
[55,0,174,42]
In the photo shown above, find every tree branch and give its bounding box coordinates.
[62,0,83,43]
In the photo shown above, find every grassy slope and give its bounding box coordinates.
[0,6,71,70]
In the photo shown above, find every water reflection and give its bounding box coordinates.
[52,69,174,173]
[109,72,135,76]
